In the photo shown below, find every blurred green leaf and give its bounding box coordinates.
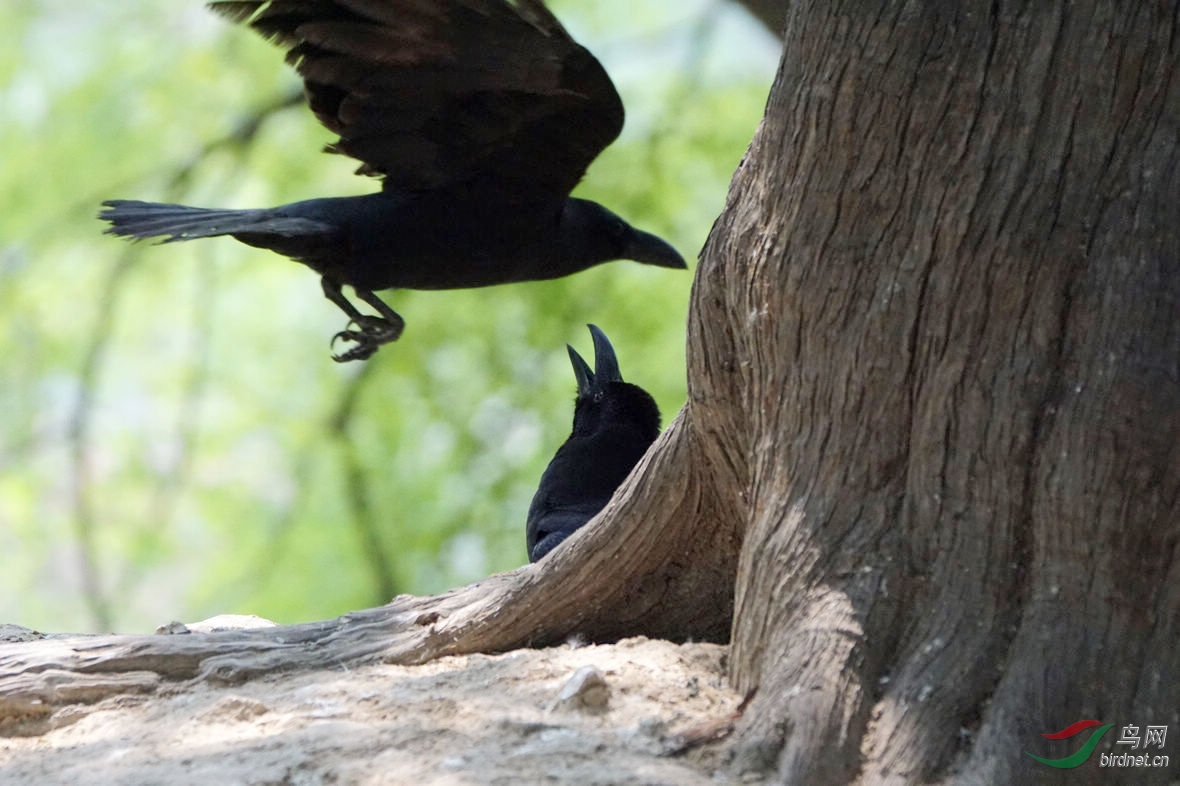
[0,0,778,632]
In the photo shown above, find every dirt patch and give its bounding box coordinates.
[0,636,752,785]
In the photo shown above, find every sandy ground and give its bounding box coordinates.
[0,636,752,785]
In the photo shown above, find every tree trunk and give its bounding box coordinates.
[706,1,1179,782]
[2,2,1176,784]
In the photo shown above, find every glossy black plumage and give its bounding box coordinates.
[526,325,660,562]
[99,0,685,361]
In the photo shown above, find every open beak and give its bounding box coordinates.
[566,324,623,397]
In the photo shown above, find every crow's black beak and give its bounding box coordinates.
[567,324,623,398]
[588,324,621,384]
[567,344,594,398]
[623,228,687,270]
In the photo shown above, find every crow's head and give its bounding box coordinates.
[561,199,686,272]
[566,324,661,442]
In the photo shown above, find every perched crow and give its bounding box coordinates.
[526,325,660,562]
[100,0,686,362]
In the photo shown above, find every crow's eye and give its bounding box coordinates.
[593,391,605,403]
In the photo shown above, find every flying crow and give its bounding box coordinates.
[100,0,686,361]
[526,324,660,562]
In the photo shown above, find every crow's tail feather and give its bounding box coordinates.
[99,200,329,243]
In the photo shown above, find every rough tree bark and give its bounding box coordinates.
[2,2,1177,784]
[709,3,1178,783]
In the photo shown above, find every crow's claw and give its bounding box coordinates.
[328,313,406,362]
[349,315,402,342]
[330,329,380,363]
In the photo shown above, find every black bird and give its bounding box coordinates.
[526,325,660,562]
[99,0,686,362]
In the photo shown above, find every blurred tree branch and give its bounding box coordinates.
[68,252,133,633]
[329,362,400,604]
[67,91,304,631]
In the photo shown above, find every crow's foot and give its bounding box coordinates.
[329,314,404,363]
[330,329,379,362]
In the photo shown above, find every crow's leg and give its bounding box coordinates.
[353,287,406,342]
[320,278,405,362]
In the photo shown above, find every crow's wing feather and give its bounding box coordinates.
[208,0,624,199]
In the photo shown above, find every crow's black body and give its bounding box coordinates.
[100,0,685,361]
[526,325,660,562]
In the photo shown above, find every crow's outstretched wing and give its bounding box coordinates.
[209,0,624,200]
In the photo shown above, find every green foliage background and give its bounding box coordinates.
[0,0,777,633]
